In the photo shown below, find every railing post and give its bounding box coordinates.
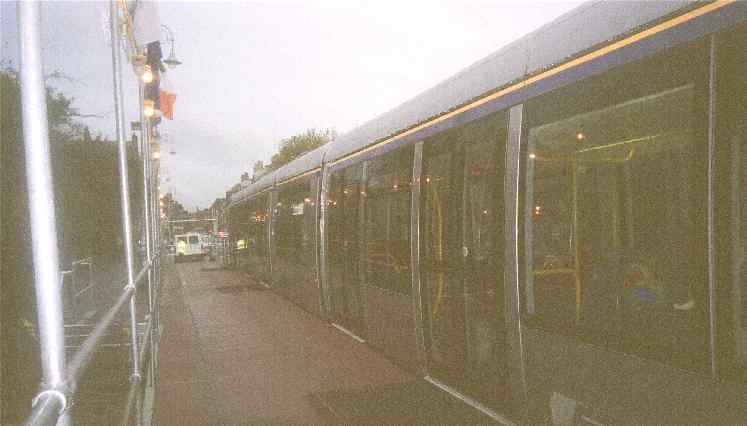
[18,0,70,420]
[151,146,160,349]
[109,0,141,384]
[138,82,157,388]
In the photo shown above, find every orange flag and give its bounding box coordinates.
[159,90,177,120]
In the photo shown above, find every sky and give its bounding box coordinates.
[2,0,582,210]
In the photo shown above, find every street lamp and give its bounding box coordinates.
[161,25,182,68]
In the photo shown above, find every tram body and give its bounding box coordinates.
[226,2,747,423]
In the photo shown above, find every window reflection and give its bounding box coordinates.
[231,195,269,274]
[275,182,310,265]
[364,147,413,294]
[421,112,507,408]
[274,178,316,296]
[327,165,365,333]
[524,80,708,369]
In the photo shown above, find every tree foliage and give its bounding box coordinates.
[1,68,143,264]
[161,192,189,220]
[265,128,336,173]
[1,68,144,422]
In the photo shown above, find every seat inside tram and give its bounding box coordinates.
[523,42,709,371]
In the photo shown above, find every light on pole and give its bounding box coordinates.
[161,25,182,69]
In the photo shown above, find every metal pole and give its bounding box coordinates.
[109,0,141,382]
[318,166,332,319]
[505,104,530,421]
[122,314,153,426]
[409,141,427,376]
[138,82,156,387]
[151,149,160,342]
[26,261,151,425]
[18,0,69,416]
[150,117,160,382]
[706,34,718,379]
[151,121,159,373]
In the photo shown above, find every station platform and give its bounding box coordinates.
[153,260,495,425]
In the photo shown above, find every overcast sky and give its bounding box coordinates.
[2,0,582,210]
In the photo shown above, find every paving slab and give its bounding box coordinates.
[153,260,413,425]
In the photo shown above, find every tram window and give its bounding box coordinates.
[303,178,319,267]
[249,197,267,258]
[364,146,413,294]
[523,42,710,370]
[737,143,747,369]
[276,180,311,265]
[719,26,747,374]
[229,200,250,254]
[327,171,345,271]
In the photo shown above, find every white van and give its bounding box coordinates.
[174,232,206,262]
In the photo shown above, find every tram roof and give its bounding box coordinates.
[230,172,273,204]
[230,0,692,204]
[271,145,326,184]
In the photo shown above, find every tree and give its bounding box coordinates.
[162,192,189,220]
[251,160,265,182]
[252,160,264,174]
[266,128,336,172]
[1,67,144,423]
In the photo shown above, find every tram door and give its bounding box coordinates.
[328,164,366,336]
[422,114,508,409]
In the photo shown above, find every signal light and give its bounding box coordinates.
[143,99,155,117]
[141,65,154,83]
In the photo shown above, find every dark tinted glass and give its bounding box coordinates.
[364,146,413,294]
[327,170,345,276]
[304,178,319,267]
[523,42,709,370]
[736,135,747,371]
[245,196,268,258]
[275,179,311,265]
[421,110,508,408]
[229,200,249,256]
[720,27,747,377]
[326,165,366,333]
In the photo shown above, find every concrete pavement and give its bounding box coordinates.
[153,260,412,425]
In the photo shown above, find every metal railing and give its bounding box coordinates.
[17,1,165,424]
[27,257,158,425]
[61,257,95,320]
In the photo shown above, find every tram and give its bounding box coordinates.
[225,2,747,423]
